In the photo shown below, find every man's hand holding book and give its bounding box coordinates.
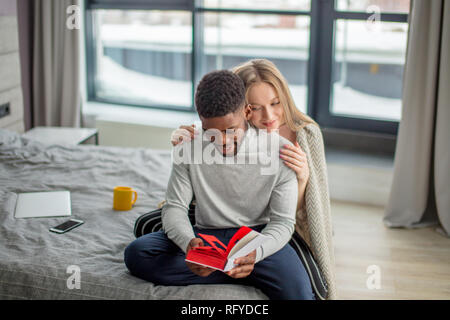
[185,226,269,279]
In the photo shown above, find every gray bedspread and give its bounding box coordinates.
[0,129,266,300]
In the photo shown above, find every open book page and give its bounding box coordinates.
[185,227,270,272]
[227,230,258,257]
[223,231,270,271]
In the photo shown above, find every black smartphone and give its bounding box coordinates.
[49,218,84,234]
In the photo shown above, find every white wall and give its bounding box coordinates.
[83,101,199,150]
[0,1,24,133]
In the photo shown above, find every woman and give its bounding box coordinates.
[171,59,336,299]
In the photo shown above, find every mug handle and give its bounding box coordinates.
[132,191,138,205]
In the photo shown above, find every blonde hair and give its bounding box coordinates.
[232,59,319,132]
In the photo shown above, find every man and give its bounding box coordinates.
[124,70,314,300]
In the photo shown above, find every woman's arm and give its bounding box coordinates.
[279,141,310,211]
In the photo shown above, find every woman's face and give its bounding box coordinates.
[246,82,285,132]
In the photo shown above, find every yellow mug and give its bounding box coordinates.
[113,186,137,211]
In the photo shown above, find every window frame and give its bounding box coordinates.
[310,0,409,136]
[85,0,409,139]
[84,0,196,112]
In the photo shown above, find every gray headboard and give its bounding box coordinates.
[0,1,24,133]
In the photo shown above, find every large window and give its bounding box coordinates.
[332,19,408,122]
[92,10,192,108]
[85,0,410,135]
[198,12,310,113]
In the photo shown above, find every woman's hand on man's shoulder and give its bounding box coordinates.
[170,124,198,146]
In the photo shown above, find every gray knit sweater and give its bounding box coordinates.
[161,125,298,263]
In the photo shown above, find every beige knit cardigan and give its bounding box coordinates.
[294,123,337,300]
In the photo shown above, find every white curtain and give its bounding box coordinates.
[383,0,450,236]
[32,0,80,127]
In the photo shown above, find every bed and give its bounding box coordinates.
[0,128,266,300]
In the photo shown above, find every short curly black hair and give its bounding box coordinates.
[195,70,246,118]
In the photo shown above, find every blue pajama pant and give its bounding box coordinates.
[124,225,315,300]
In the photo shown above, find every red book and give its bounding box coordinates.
[185,226,270,272]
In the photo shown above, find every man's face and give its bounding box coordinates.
[200,108,248,157]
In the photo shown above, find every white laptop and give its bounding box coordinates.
[14,191,72,219]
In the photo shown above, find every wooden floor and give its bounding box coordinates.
[331,200,450,300]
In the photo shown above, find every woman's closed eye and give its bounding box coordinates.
[250,102,279,111]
